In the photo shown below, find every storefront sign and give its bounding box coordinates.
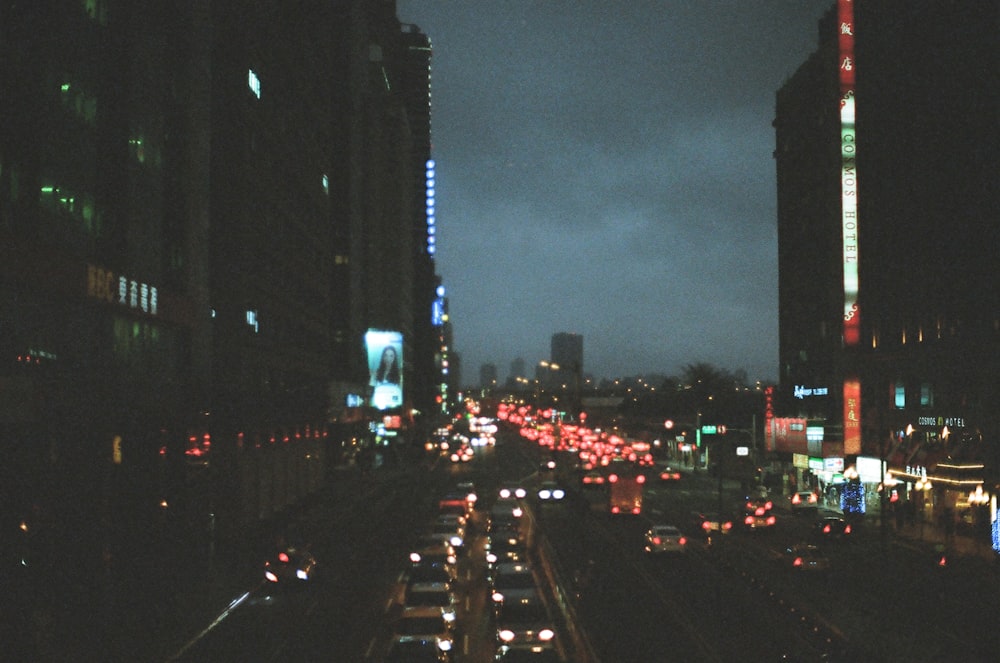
[87,264,158,315]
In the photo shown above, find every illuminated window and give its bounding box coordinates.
[893,383,906,409]
[920,383,933,408]
[248,69,261,99]
[60,81,98,126]
[82,0,109,25]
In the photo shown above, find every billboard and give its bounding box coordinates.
[365,330,403,410]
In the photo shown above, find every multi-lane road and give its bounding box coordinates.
[149,422,998,662]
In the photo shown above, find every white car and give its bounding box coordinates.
[536,481,565,501]
[644,525,688,554]
[790,491,819,513]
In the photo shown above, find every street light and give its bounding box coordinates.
[914,476,932,540]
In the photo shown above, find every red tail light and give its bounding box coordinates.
[844,525,852,534]
[794,557,803,567]
[823,524,831,533]
[678,537,687,545]
[278,552,290,563]
[652,536,662,545]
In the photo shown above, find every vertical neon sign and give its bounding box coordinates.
[839,0,859,346]
[839,0,861,456]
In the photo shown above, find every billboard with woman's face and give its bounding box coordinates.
[365,330,403,410]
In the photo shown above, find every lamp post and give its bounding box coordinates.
[969,485,990,551]
[914,476,932,540]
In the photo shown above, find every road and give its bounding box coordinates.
[89,422,999,662]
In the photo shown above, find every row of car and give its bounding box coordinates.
[486,486,562,662]
[379,483,480,661]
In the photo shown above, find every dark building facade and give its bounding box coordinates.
[773,1,998,512]
[1,0,213,576]
[1,0,444,594]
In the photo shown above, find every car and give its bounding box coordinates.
[690,511,734,538]
[790,490,819,513]
[499,483,528,500]
[745,497,774,513]
[491,497,524,522]
[403,581,458,625]
[490,562,538,609]
[657,465,683,482]
[428,517,466,554]
[495,589,556,649]
[580,470,605,487]
[263,546,318,586]
[405,563,454,588]
[486,534,529,579]
[742,499,777,530]
[644,524,688,554]
[409,536,458,580]
[782,543,830,571]
[812,516,853,540]
[454,480,479,510]
[385,635,451,662]
[494,642,562,662]
[438,492,472,521]
[393,605,455,652]
[536,481,565,502]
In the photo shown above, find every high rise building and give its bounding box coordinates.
[551,332,584,375]
[773,1,997,494]
[0,0,444,583]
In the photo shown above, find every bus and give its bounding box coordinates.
[608,470,645,515]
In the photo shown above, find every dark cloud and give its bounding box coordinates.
[399,1,834,383]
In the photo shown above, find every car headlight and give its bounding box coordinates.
[296,568,309,581]
[438,638,453,652]
[409,552,421,563]
[492,591,504,603]
[449,535,463,547]
[539,628,555,641]
[265,570,278,583]
[486,552,498,564]
[553,489,565,499]
[539,489,552,500]
[512,507,523,518]
[443,609,456,622]
[498,629,516,642]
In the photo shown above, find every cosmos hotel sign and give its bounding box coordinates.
[839,0,859,347]
[839,0,861,456]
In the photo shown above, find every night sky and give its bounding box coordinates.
[397,1,835,384]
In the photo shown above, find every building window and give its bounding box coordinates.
[60,81,98,127]
[893,382,906,409]
[920,383,933,408]
[248,69,261,99]
[82,0,109,25]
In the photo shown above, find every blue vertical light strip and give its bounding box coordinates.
[426,159,436,255]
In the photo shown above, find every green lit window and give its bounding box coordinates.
[920,383,933,408]
[82,0,109,25]
[39,182,102,237]
[60,81,98,126]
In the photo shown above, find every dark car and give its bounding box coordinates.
[263,546,318,586]
[812,516,853,540]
